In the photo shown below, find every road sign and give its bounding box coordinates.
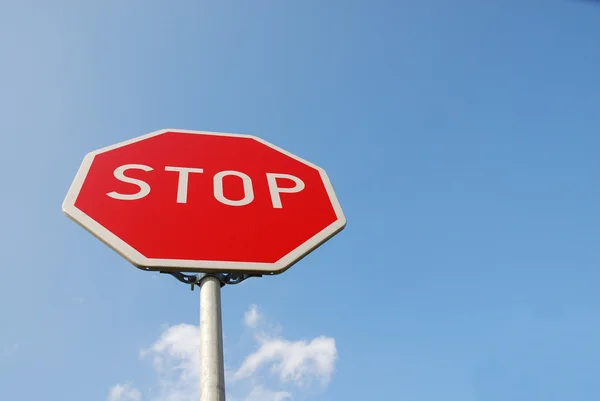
[63,129,346,274]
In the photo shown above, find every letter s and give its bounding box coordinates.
[106,164,153,200]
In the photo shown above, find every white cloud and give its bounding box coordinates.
[243,385,292,401]
[234,336,337,386]
[244,304,262,328]
[141,324,201,401]
[108,383,141,401]
[109,305,336,401]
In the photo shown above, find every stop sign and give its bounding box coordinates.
[63,129,346,274]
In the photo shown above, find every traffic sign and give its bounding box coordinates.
[63,129,346,274]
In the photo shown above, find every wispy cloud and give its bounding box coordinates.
[108,305,336,401]
[244,304,262,329]
[2,342,20,357]
[234,336,337,386]
[242,384,292,401]
[108,383,141,401]
[140,323,201,401]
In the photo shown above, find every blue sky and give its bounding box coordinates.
[1,1,599,400]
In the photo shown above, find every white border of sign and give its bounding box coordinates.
[62,129,346,275]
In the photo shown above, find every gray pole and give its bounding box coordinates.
[199,275,226,401]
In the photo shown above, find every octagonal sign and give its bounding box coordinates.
[62,129,346,274]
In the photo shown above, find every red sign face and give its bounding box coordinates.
[63,129,346,274]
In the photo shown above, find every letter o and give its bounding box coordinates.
[213,171,254,206]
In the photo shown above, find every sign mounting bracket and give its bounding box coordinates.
[160,271,262,290]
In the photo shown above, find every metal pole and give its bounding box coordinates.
[199,275,226,401]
